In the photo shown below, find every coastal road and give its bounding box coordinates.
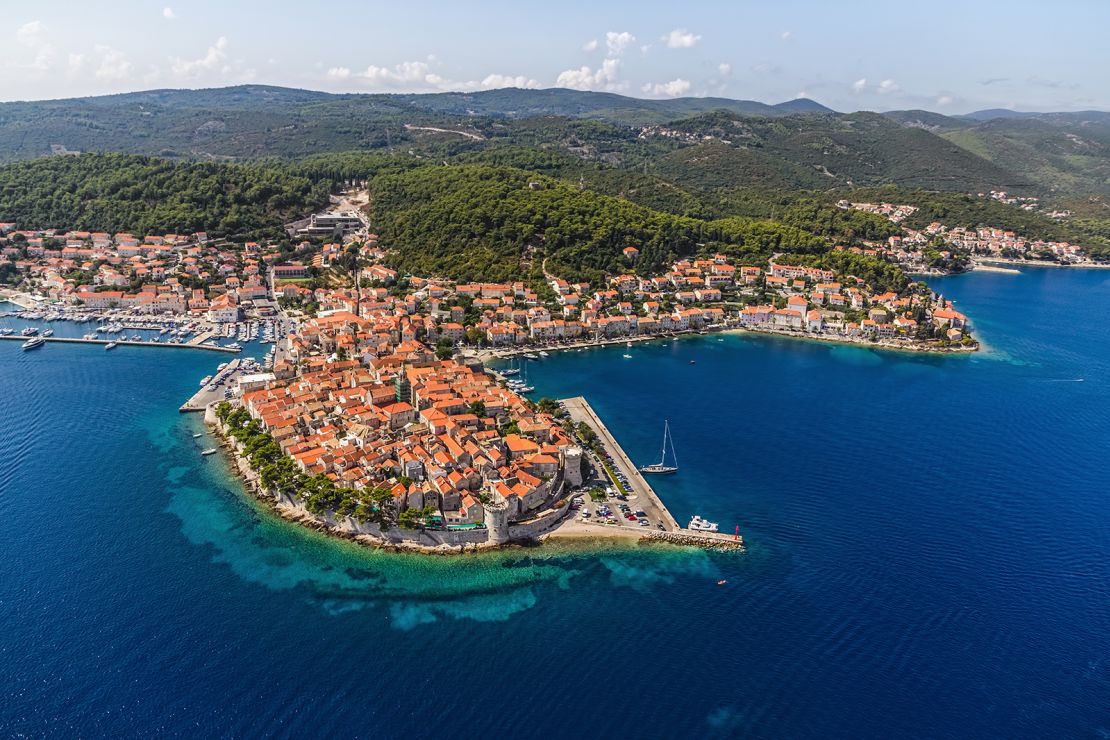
[560,396,680,531]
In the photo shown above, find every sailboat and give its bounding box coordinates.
[640,420,679,474]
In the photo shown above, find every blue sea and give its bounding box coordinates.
[2,267,1110,738]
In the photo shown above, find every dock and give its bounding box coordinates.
[559,396,743,549]
[0,335,240,352]
[560,396,681,531]
[180,358,243,412]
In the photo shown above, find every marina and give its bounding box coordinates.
[0,334,240,352]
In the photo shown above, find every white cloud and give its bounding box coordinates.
[642,78,691,97]
[781,30,792,41]
[555,58,624,91]
[583,38,599,52]
[163,7,176,20]
[795,91,808,99]
[94,46,132,80]
[718,63,732,77]
[67,53,85,74]
[662,28,701,49]
[936,95,954,106]
[358,60,446,88]
[171,37,229,78]
[852,78,867,93]
[16,20,54,71]
[327,66,351,80]
[605,31,635,56]
[481,73,541,89]
[877,78,900,94]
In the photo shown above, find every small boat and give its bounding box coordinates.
[538,350,550,357]
[689,360,696,364]
[641,419,679,474]
[105,341,117,350]
[688,515,719,532]
[21,327,37,337]
[201,448,218,456]
[192,433,204,439]
[717,580,728,586]
[42,329,54,337]
[21,336,46,351]
[523,353,540,360]
[622,353,633,359]
[626,341,633,347]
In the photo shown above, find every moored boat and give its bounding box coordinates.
[21,336,46,351]
[688,515,719,532]
[640,419,679,474]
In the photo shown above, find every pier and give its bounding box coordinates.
[0,335,239,353]
[558,396,743,549]
[180,358,243,412]
[560,395,681,531]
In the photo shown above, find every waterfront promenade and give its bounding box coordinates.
[0,335,239,353]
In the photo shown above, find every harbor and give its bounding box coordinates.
[557,395,743,549]
[0,334,240,352]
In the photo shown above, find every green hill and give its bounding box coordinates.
[0,152,329,238]
[369,164,827,283]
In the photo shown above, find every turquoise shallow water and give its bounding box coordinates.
[2,267,1110,738]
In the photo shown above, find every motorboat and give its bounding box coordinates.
[688,516,719,532]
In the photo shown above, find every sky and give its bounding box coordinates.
[2,0,1108,113]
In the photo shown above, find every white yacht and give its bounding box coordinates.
[688,516,719,532]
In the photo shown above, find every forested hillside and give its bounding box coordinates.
[369,164,827,283]
[0,153,330,237]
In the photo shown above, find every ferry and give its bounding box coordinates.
[105,341,118,350]
[201,448,218,456]
[21,336,46,351]
[688,515,719,532]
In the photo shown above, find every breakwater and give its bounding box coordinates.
[0,335,239,353]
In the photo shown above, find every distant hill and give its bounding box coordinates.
[654,110,1029,192]
[1,84,1107,196]
[884,108,1110,194]
[393,87,836,124]
[772,98,836,114]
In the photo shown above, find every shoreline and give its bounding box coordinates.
[973,258,1110,271]
[204,411,685,557]
[475,322,977,363]
[203,398,745,557]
